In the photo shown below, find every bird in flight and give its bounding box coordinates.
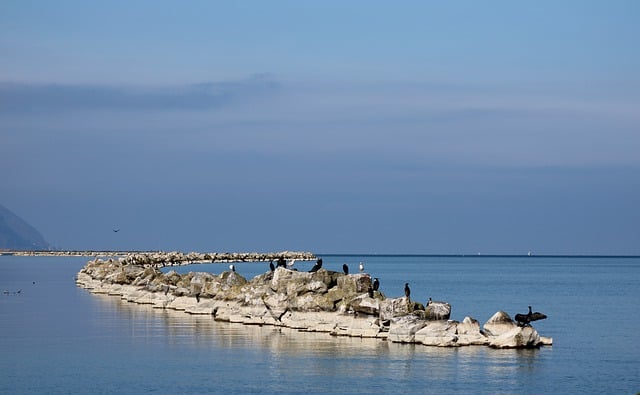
[113,229,120,233]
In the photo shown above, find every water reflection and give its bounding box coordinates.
[90,294,548,393]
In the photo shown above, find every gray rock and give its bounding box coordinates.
[415,320,459,347]
[483,311,518,336]
[488,325,543,348]
[380,296,412,321]
[388,315,428,343]
[425,300,451,320]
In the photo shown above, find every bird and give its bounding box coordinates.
[343,264,349,274]
[195,293,200,303]
[426,297,432,306]
[229,264,235,272]
[309,258,322,272]
[276,257,287,268]
[372,277,380,291]
[359,262,364,272]
[404,283,411,299]
[287,259,296,268]
[113,229,120,233]
[269,261,275,272]
[514,306,548,327]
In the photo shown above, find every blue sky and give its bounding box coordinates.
[1,1,639,254]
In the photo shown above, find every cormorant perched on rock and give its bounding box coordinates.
[404,283,411,299]
[276,257,286,268]
[229,264,235,272]
[515,306,547,327]
[359,262,364,272]
[309,258,322,272]
[373,277,380,291]
[195,293,200,303]
[343,264,349,274]
[269,261,275,272]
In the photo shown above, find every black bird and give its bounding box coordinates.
[309,258,323,272]
[276,257,287,268]
[372,277,380,291]
[113,229,120,233]
[404,283,411,299]
[269,261,275,272]
[343,264,349,274]
[515,306,547,327]
[229,264,236,272]
[195,293,200,303]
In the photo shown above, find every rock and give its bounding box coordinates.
[380,297,412,321]
[348,294,380,316]
[75,256,552,349]
[425,300,451,320]
[483,311,517,336]
[336,273,371,294]
[415,320,459,347]
[456,316,488,345]
[388,315,428,343]
[488,325,543,348]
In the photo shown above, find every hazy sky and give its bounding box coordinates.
[1,1,639,254]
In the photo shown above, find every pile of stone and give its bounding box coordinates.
[76,258,552,349]
[119,250,316,267]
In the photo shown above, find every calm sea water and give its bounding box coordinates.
[0,255,638,394]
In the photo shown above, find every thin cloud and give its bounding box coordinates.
[0,73,279,114]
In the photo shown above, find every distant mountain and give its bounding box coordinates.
[0,204,50,250]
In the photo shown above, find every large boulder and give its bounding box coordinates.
[456,317,488,345]
[380,297,412,321]
[347,294,380,316]
[483,311,517,336]
[414,320,458,347]
[425,300,451,320]
[488,325,543,348]
[336,273,372,294]
[388,315,428,343]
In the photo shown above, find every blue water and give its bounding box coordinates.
[1,255,638,394]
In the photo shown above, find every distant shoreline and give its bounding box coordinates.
[1,250,638,259]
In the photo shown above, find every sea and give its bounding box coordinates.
[0,254,638,394]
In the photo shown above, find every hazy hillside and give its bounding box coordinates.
[0,204,50,250]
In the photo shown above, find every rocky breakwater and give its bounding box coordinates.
[76,258,552,349]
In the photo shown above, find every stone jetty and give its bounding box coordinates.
[75,253,552,349]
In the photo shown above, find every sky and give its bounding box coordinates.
[1,1,639,254]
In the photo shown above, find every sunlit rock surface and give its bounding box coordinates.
[76,256,551,348]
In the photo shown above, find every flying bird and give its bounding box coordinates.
[113,229,120,233]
